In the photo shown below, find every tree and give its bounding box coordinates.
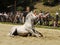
[0,0,36,12]
[43,0,59,6]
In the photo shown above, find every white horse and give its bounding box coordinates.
[8,11,43,37]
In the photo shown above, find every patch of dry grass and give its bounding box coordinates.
[34,3,60,15]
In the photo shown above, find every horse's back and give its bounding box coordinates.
[11,25,28,34]
[11,25,22,30]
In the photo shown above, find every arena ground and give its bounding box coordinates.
[0,23,60,45]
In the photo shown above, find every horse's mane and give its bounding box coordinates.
[26,11,33,19]
[26,11,33,16]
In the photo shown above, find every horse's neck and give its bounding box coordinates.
[24,18,34,28]
[25,18,32,25]
[24,12,35,28]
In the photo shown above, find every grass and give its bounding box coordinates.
[0,22,60,30]
[35,25,60,30]
[0,22,23,25]
[34,2,60,15]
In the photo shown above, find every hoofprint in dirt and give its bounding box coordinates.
[0,23,60,45]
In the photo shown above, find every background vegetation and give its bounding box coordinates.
[0,0,60,12]
[0,0,60,30]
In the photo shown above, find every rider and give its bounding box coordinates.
[23,6,30,23]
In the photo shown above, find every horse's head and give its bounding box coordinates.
[26,11,38,25]
[26,11,37,20]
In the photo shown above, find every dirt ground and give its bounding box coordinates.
[0,23,60,45]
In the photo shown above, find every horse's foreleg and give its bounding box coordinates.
[35,30,43,37]
[27,29,40,37]
[32,29,43,37]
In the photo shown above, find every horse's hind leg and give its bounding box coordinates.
[8,29,17,37]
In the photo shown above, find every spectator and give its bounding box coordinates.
[0,13,2,15]
[53,19,56,27]
[17,11,23,23]
[0,12,3,21]
[22,6,30,23]
[45,12,50,26]
[7,12,12,22]
[38,11,44,25]
[55,11,59,27]
[13,11,23,23]
[3,12,8,21]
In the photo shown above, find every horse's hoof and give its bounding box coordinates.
[39,35,43,37]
